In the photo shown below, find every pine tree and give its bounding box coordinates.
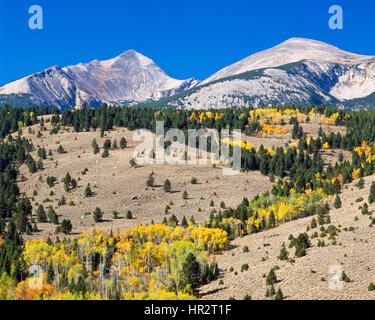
[47,264,55,284]
[146,172,155,187]
[14,210,28,233]
[368,282,375,291]
[369,182,375,204]
[361,202,369,215]
[57,144,65,154]
[338,152,344,162]
[182,253,201,292]
[269,284,276,297]
[120,137,127,149]
[181,216,188,228]
[85,184,93,197]
[269,211,276,228]
[101,149,109,158]
[310,218,317,229]
[277,243,289,261]
[266,269,277,285]
[334,195,342,209]
[356,177,365,189]
[126,210,133,219]
[63,172,72,192]
[103,139,111,150]
[93,207,103,223]
[163,179,171,193]
[92,139,100,154]
[47,206,59,225]
[38,147,47,159]
[168,214,179,227]
[36,204,47,223]
[60,219,73,235]
[182,191,188,200]
[274,288,283,300]
[129,157,137,168]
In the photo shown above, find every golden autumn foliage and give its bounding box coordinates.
[257,124,289,136]
[246,189,326,232]
[354,141,375,163]
[14,279,55,300]
[221,138,276,155]
[189,111,224,123]
[249,108,318,125]
[321,112,339,125]
[11,223,228,300]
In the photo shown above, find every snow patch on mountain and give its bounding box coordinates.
[0,50,199,109]
[201,38,374,85]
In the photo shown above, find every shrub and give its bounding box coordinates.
[112,211,119,219]
[85,184,93,197]
[190,177,198,184]
[368,282,375,291]
[278,243,289,261]
[241,264,249,272]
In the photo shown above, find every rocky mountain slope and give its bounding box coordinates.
[140,38,375,110]
[0,50,198,109]
[1,38,375,110]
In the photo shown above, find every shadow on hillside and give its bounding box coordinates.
[200,287,227,297]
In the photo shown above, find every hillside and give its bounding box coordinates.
[1,105,375,300]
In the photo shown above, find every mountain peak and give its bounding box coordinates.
[201,38,374,85]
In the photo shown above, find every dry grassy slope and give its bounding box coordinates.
[199,176,375,300]
[15,119,272,240]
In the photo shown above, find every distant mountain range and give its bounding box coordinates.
[1,38,375,110]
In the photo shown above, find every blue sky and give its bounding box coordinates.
[0,0,374,86]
